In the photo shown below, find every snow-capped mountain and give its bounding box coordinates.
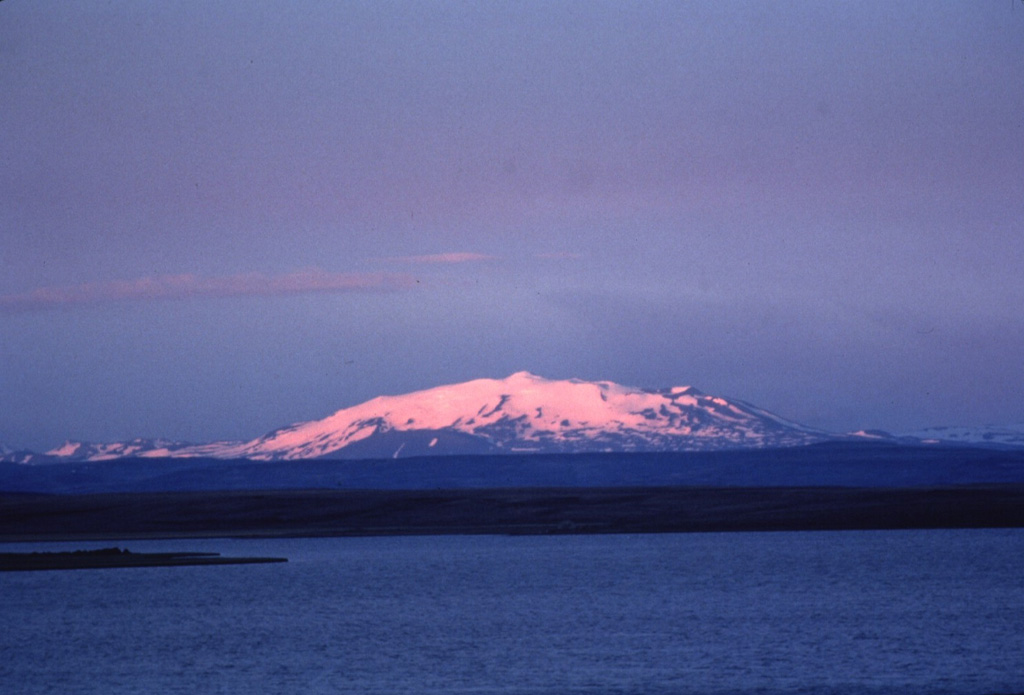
[10,372,836,463]
[209,371,837,460]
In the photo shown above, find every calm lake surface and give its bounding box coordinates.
[3,529,1023,695]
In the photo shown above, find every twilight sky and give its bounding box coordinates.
[2,1,1023,451]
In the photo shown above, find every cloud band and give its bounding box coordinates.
[0,269,416,313]
[383,252,498,264]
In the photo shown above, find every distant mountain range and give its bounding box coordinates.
[902,424,1024,449]
[2,372,1021,464]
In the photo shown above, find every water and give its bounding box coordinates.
[3,529,1024,694]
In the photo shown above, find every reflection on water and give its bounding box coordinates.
[3,529,1024,695]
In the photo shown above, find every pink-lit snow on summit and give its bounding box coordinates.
[170,372,830,460]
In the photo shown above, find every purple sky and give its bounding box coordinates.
[2,1,1023,451]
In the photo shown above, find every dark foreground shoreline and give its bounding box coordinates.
[3,485,1024,542]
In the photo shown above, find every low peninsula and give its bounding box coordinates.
[0,546,287,571]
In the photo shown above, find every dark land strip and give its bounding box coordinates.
[3,485,1024,542]
[0,547,287,572]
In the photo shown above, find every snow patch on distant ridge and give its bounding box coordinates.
[48,441,82,457]
[900,424,1024,449]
